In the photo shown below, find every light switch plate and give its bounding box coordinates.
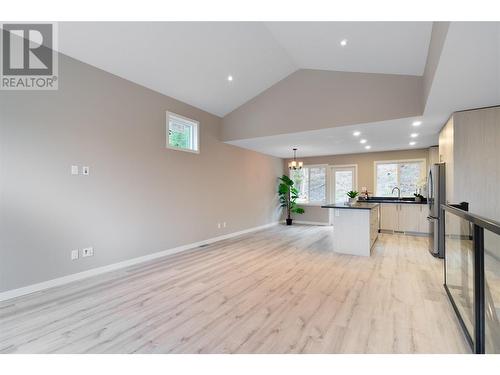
[71,165,79,175]
[82,166,90,175]
[71,249,79,260]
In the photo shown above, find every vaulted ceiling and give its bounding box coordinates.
[56,22,500,157]
[58,22,433,117]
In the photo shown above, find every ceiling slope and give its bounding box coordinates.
[222,69,423,141]
[57,22,432,117]
[58,22,296,117]
[423,22,500,124]
[225,22,500,158]
[265,22,432,75]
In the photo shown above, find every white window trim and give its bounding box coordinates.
[373,158,427,196]
[290,164,328,206]
[166,111,200,154]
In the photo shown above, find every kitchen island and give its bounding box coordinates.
[321,202,380,256]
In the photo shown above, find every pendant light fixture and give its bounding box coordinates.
[288,148,303,170]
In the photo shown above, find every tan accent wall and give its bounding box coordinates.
[222,69,424,141]
[284,148,430,223]
[0,54,284,292]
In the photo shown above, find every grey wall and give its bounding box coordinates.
[0,54,284,292]
[222,69,423,141]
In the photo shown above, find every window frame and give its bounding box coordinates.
[166,111,200,154]
[329,164,358,204]
[373,158,427,197]
[289,164,328,206]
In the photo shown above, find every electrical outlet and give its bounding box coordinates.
[82,247,94,257]
[71,165,79,175]
[223,222,226,228]
[82,166,90,175]
[71,249,79,260]
[217,222,221,229]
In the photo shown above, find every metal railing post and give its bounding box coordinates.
[473,224,485,354]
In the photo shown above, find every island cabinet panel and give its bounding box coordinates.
[323,203,380,257]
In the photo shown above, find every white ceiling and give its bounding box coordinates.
[56,22,499,159]
[58,22,296,117]
[230,22,500,158]
[58,22,433,117]
[265,22,432,75]
[227,117,439,158]
[423,22,500,121]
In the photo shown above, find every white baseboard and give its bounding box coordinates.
[283,220,330,226]
[0,221,279,302]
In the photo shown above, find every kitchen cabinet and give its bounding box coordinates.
[380,203,430,234]
[399,204,420,232]
[380,204,398,231]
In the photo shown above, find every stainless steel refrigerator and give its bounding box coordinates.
[427,163,446,258]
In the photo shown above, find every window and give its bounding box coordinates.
[375,160,426,197]
[331,165,357,204]
[290,165,326,204]
[166,112,199,153]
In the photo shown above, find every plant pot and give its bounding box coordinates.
[348,197,357,205]
[415,197,422,203]
[286,218,293,225]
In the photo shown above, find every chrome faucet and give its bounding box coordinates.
[391,186,401,200]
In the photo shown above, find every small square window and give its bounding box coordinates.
[166,112,199,153]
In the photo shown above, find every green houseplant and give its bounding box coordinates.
[346,190,359,205]
[278,175,305,225]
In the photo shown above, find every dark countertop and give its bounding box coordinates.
[321,202,380,210]
[359,197,427,205]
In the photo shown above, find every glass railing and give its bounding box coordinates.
[443,204,500,354]
[484,229,500,353]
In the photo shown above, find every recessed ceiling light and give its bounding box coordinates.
[353,131,361,136]
[365,145,371,150]
[412,121,422,126]
[360,139,367,144]
[409,141,417,146]
[410,133,419,138]
[227,75,233,82]
[340,39,348,47]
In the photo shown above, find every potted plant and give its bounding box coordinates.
[414,192,424,203]
[278,175,305,225]
[346,190,359,205]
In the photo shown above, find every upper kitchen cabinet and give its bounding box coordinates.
[438,117,454,204]
[439,106,500,222]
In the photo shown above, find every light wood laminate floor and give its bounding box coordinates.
[0,225,470,353]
